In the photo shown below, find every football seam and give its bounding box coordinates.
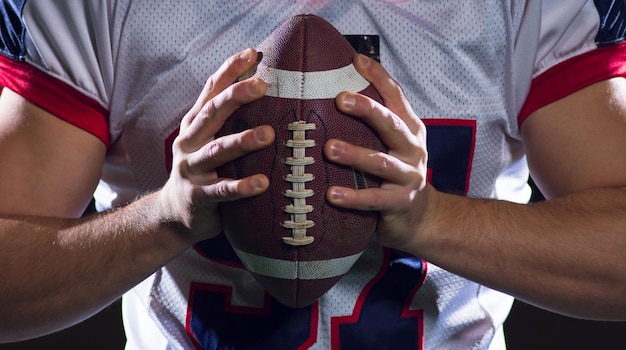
[282,121,316,246]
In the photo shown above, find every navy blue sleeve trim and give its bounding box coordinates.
[0,0,27,61]
[594,0,626,46]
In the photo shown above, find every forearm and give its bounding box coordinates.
[0,48,269,342]
[413,185,626,320]
[0,192,193,342]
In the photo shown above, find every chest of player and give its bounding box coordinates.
[105,0,524,201]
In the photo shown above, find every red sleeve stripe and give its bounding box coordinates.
[0,55,110,147]
[519,41,626,127]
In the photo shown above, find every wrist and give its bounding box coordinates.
[154,184,222,245]
[402,183,443,255]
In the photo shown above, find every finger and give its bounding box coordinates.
[177,77,267,152]
[184,125,274,177]
[202,174,270,201]
[351,54,422,134]
[181,48,260,130]
[326,185,409,212]
[324,139,425,186]
[335,91,420,154]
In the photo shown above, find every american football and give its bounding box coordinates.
[216,14,386,308]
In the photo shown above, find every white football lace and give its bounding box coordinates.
[282,121,316,246]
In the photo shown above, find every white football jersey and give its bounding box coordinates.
[2,0,626,349]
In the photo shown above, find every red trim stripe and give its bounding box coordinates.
[519,41,626,127]
[0,55,110,147]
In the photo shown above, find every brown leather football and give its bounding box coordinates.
[216,14,385,308]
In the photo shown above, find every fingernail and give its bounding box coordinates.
[240,48,253,63]
[341,94,356,110]
[251,176,264,190]
[330,188,344,201]
[330,141,345,158]
[255,126,267,142]
[356,54,370,68]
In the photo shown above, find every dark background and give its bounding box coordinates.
[2,181,625,349]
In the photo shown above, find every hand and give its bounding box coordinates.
[325,54,430,252]
[160,48,275,243]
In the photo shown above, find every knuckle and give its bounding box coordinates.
[372,154,392,174]
[172,135,186,151]
[214,183,230,198]
[419,151,429,172]
[414,146,428,162]
[204,76,217,93]
[172,134,195,156]
[413,118,428,138]
[389,113,405,133]
[411,169,426,186]
[388,77,403,95]
[174,159,188,177]
[199,101,217,121]
[206,140,223,158]
[213,180,238,199]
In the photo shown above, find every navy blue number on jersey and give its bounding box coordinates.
[184,119,476,350]
[424,119,475,196]
[330,250,425,350]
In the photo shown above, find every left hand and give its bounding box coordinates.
[160,48,274,243]
[325,54,432,252]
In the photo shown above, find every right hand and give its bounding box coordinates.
[159,48,275,243]
[325,54,430,253]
